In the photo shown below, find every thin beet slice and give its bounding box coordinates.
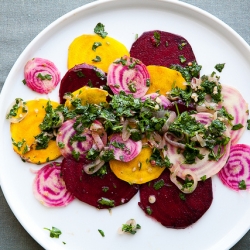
[130,30,197,68]
[59,63,107,104]
[61,158,139,209]
[138,169,213,229]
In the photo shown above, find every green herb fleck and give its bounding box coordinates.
[179,193,186,201]
[94,23,108,38]
[92,42,102,51]
[102,186,109,192]
[232,123,244,130]
[98,229,105,237]
[76,71,85,78]
[22,79,27,85]
[179,55,186,63]
[146,206,152,215]
[153,179,165,190]
[200,175,207,182]
[178,41,187,50]
[44,226,62,238]
[215,63,225,72]
[98,197,115,207]
[92,56,101,62]
[121,220,141,235]
[153,31,161,47]
[72,150,80,161]
[247,120,250,130]
[37,73,52,80]
[239,180,246,190]
[58,142,65,149]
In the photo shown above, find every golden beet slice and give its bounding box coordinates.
[22,140,61,164]
[146,66,186,95]
[10,99,61,163]
[68,34,129,73]
[65,86,108,110]
[109,146,166,184]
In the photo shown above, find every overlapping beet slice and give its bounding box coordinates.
[138,169,213,229]
[130,30,197,67]
[61,158,139,209]
[59,63,107,104]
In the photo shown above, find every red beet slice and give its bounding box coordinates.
[138,169,213,229]
[61,158,139,209]
[59,63,107,104]
[130,30,197,68]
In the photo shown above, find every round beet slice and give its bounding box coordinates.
[138,169,213,229]
[130,30,197,68]
[61,158,139,209]
[59,63,107,104]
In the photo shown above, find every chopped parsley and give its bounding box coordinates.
[151,31,161,47]
[170,61,202,82]
[98,229,105,237]
[86,148,99,160]
[92,55,101,62]
[231,123,244,130]
[150,148,172,168]
[200,175,207,181]
[179,55,186,63]
[153,179,165,190]
[76,71,85,78]
[239,180,246,190]
[92,42,102,51]
[34,132,52,150]
[72,150,80,161]
[44,226,62,238]
[179,193,186,201]
[215,63,225,72]
[58,142,65,149]
[178,41,187,50]
[146,206,152,215]
[247,120,250,130]
[6,98,26,119]
[98,197,115,207]
[102,186,109,192]
[94,23,108,38]
[37,73,52,80]
[121,220,141,235]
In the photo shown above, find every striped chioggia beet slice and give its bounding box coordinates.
[107,56,150,98]
[61,158,139,209]
[138,169,213,229]
[220,84,248,145]
[32,162,74,207]
[130,30,197,67]
[59,63,107,104]
[218,144,250,191]
[164,112,231,179]
[24,58,60,94]
[56,119,95,161]
[108,134,142,162]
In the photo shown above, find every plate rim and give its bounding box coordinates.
[0,0,250,249]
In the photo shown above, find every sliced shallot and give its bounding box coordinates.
[83,158,105,174]
[33,162,74,207]
[170,165,198,193]
[141,93,172,109]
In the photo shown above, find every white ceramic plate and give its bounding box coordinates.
[1,0,250,249]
